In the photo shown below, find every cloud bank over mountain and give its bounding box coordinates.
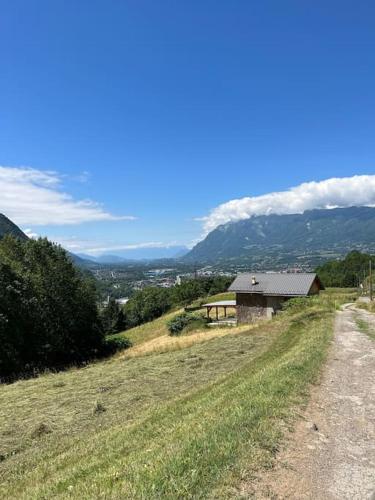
[200,175,375,234]
[0,166,135,225]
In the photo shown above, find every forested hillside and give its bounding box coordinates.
[316,250,375,287]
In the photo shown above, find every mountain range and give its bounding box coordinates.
[77,246,189,263]
[3,207,375,270]
[184,206,375,269]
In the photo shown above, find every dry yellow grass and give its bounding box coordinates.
[112,308,184,346]
[119,323,255,359]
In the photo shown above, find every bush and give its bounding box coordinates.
[167,312,208,336]
[102,336,132,355]
[282,297,312,313]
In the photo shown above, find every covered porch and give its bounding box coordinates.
[201,300,237,324]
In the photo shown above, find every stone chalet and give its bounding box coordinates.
[228,272,324,323]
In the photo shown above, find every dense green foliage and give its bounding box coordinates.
[316,250,375,287]
[102,336,132,354]
[0,236,105,378]
[167,312,208,336]
[99,298,126,335]
[120,276,232,330]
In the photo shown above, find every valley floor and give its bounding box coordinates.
[250,303,375,499]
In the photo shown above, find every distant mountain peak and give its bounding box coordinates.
[0,214,28,241]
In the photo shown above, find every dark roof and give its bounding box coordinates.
[228,273,322,296]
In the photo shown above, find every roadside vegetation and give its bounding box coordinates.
[355,317,375,340]
[354,303,375,341]
[0,289,353,498]
[356,300,375,314]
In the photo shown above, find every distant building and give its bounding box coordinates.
[228,272,323,323]
[102,297,129,308]
[115,297,129,306]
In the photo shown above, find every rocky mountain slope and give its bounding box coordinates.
[185,207,375,268]
[0,213,28,241]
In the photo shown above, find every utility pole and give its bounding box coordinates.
[370,260,373,301]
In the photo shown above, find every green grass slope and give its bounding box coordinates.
[0,290,353,498]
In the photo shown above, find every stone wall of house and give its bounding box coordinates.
[236,293,287,323]
[236,293,267,323]
[266,295,287,317]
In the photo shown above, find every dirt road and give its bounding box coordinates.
[252,304,375,499]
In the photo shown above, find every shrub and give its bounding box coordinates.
[282,297,312,313]
[102,336,132,355]
[167,312,208,336]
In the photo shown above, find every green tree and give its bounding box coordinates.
[123,287,172,328]
[0,236,104,377]
[0,262,35,375]
[316,250,375,287]
[100,298,125,335]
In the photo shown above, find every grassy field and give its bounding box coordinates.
[0,289,353,499]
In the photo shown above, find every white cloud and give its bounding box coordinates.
[23,228,39,239]
[51,236,180,256]
[201,175,375,234]
[0,166,135,226]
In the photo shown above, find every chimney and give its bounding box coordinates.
[251,276,257,286]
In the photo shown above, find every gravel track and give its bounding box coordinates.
[248,304,375,499]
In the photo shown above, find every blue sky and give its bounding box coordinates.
[1,1,375,255]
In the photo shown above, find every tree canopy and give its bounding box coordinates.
[316,250,375,288]
[0,236,104,378]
